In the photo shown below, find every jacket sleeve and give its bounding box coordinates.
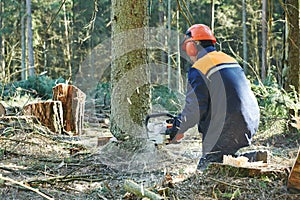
[174,68,210,133]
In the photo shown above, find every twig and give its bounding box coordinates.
[0,174,54,200]
[176,0,192,27]
[124,179,164,200]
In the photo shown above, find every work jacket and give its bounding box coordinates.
[176,46,260,155]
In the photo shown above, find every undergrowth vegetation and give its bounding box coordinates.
[1,74,299,135]
[251,76,299,133]
[0,75,65,100]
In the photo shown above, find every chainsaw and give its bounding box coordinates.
[145,113,176,147]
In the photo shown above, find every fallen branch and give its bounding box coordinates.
[0,174,54,200]
[124,179,164,200]
[27,173,107,184]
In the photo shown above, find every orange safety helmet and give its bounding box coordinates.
[182,24,216,57]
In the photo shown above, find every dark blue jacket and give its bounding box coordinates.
[176,46,260,155]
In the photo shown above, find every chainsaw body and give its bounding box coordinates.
[145,113,175,146]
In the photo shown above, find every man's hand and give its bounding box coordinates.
[166,127,184,143]
[171,133,184,143]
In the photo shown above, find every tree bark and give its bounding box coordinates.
[52,84,86,135]
[111,0,150,145]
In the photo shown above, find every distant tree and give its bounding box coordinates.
[110,0,151,147]
[242,0,248,73]
[21,1,26,80]
[26,0,34,76]
[261,0,267,81]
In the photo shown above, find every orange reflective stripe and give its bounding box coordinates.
[192,51,238,75]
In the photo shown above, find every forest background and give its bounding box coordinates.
[0,0,299,199]
[0,0,299,134]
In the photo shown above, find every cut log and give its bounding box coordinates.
[23,101,64,133]
[52,84,86,135]
[223,155,268,168]
[208,162,289,179]
[124,180,164,200]
[287,147,300,192]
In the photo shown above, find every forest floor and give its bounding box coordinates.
[0,115,300,200]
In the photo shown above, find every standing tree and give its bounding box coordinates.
[261,0,267,81]
[63,1,72,79]
[21,1,27,80]
[285,0,300,93]
[110,0,151,148]
[26,0,35,76]
[242,0,248,73]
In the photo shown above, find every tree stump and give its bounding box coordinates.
[23,101,64,133]
[0,103,6,116]
[52,83,86,135]
[288,147,300,192]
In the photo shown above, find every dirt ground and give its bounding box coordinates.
[0,117,300,200]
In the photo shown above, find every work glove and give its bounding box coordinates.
[166,117,184,143]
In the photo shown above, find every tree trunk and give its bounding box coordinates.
[26,0,35,76]
[285,0,300,93]
[167,0,172,89]
[261,0,267,81]
[211,0,215,32]
[111,0,150,146]
[242,0,248,73]
[52,84,86,135]
[63,2,72,80]
[21,1,27,80]
[176,8,182,93]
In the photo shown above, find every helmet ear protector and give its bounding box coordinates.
[182,38,199,57]
[185,40,198,57]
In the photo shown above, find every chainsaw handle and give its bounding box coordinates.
[145,113,176,130]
